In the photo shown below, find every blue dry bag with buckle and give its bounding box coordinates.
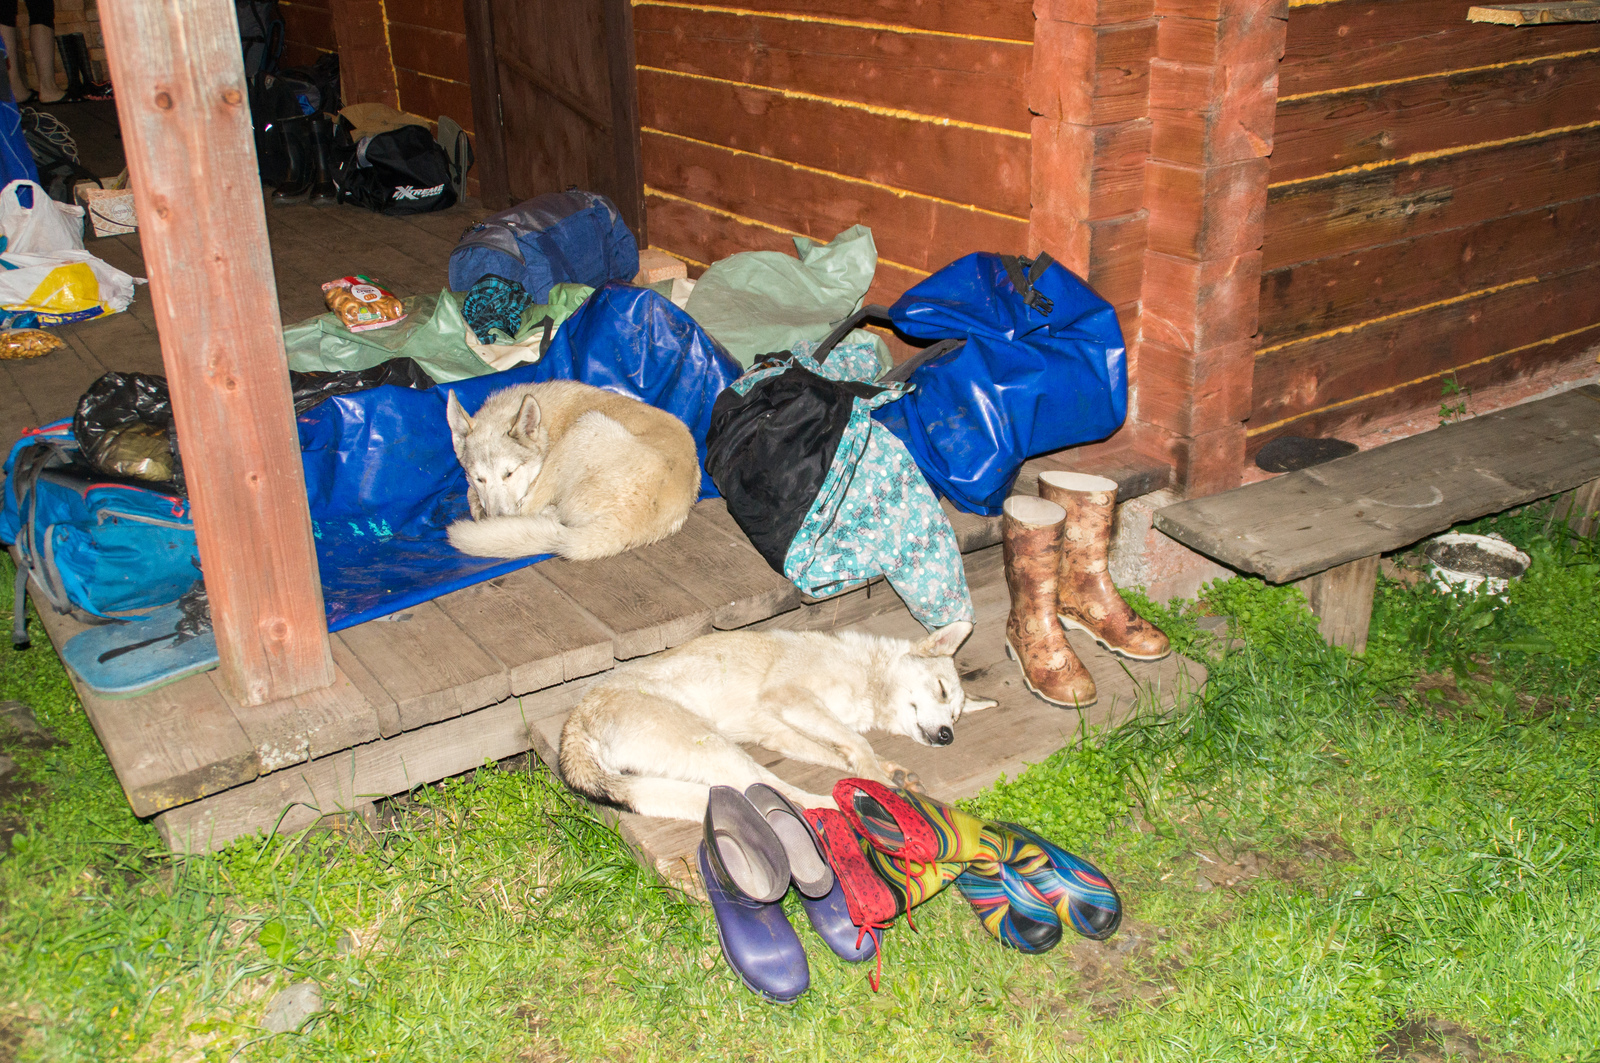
[871,252,1127,515]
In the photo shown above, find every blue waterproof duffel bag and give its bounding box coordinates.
[448,190,639,300]
[5,285,741,635]
[871,252,1128,515]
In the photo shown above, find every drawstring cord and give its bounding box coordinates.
[855,923,887,992]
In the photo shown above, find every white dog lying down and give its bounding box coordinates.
[558,622,996,822]
[445,380,700,560]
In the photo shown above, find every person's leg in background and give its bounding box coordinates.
[26,0,61,104]
[0,0,27,102]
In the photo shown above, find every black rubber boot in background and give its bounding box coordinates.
[271,117,313,205]
[308,113,338,206]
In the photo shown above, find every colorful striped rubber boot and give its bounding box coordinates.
[862,843,1064,955]
[834,778,1000,864]
[998,821,1122,940]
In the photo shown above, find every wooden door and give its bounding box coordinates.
[465,0,646,242]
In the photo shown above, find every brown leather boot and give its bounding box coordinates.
[1003,495,1098,707]
[1037,471,1171,661]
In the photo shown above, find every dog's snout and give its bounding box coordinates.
[934,725,953,746]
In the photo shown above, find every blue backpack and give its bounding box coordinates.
[2,422,199,647]
[448,190,639,301]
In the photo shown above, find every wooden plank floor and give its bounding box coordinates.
[3,114,1192,856]
[526,544,1205,894]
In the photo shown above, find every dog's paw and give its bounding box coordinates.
[883,763,925,794]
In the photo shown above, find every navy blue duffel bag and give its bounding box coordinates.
[871,251,1128,515]
[448,190,639,301]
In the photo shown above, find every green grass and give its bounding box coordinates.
[2,500,1599,1062]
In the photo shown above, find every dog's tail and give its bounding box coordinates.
[558,707,712,822]
[447,513,573,559]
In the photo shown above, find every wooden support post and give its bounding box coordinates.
[1136,0,1285,498]
[1550,476,1600,539]
[1295,556,1380,654]
[99,0,335,705]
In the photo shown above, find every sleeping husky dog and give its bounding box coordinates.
[558,622,997,821]
[445,380,700,559]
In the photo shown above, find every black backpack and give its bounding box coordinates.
[236,0,284,79]
[337,125,456,216]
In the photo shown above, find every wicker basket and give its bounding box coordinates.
[76,186,137,237]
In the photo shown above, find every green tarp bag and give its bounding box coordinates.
[683,224,889,370]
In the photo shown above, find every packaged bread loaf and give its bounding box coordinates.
[322,275,407,332]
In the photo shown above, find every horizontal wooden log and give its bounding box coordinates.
[383,0,467,33]
[1084,211,1150,307]
[1149,57,1278,166]
[1037,0,1155,22]
[636,67,1032,217]
[1281,0,1600,98]
[1252,261,1600,427]
[1270,51,1600,184]
[389,23,468,80]
[1262,128,1600,270]
[1141,249,1264,352]
[642,129,1027,274]
[328,0,400,107]
[1031,19,1156,125]
[1147,156,1270,260]
[634,7,1032,134]
[629,0,1035,42]
[1034,117,1151,223]
[1247,326,1600,451]
[1156,6,1286,67]
[280,2,336,55]
[396,68,473,130]
[1155,0,1286,18]
[1135,336,1255,436]
[1261,194,1600,342]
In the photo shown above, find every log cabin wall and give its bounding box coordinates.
[279,0,336,68]
[276,1,477,184]
[1251,0,1600,452]
[631,1,1037,307]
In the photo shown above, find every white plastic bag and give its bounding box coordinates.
[0,180,86,254]
[0,249,135,324]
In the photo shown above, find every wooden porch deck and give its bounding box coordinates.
[5,180,1198,870]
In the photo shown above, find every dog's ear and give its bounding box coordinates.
[509,392,542,443]
[962,694,999,713]
[445,390,472,444]
[911,620,973,658]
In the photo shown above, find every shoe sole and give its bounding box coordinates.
[1057,614,1172,662]
[1004,640,1097,709]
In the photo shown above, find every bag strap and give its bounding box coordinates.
[812,303,968,383]
[812,304,893,366]
[999,252,1056,316]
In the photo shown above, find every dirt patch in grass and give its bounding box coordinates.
[1061,920,1183,1020]
[1378,1016,1500,1062]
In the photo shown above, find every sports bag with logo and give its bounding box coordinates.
[337,124,456,216]
[871,252,1128,515]
[2,422,199,647]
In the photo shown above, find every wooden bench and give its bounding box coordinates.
[1153,385,1600,652]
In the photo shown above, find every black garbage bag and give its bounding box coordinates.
[72,371,184,491]
[289,357,435,414]
[72,359,436,494]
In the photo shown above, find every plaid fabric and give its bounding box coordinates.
[461,274,534,340]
